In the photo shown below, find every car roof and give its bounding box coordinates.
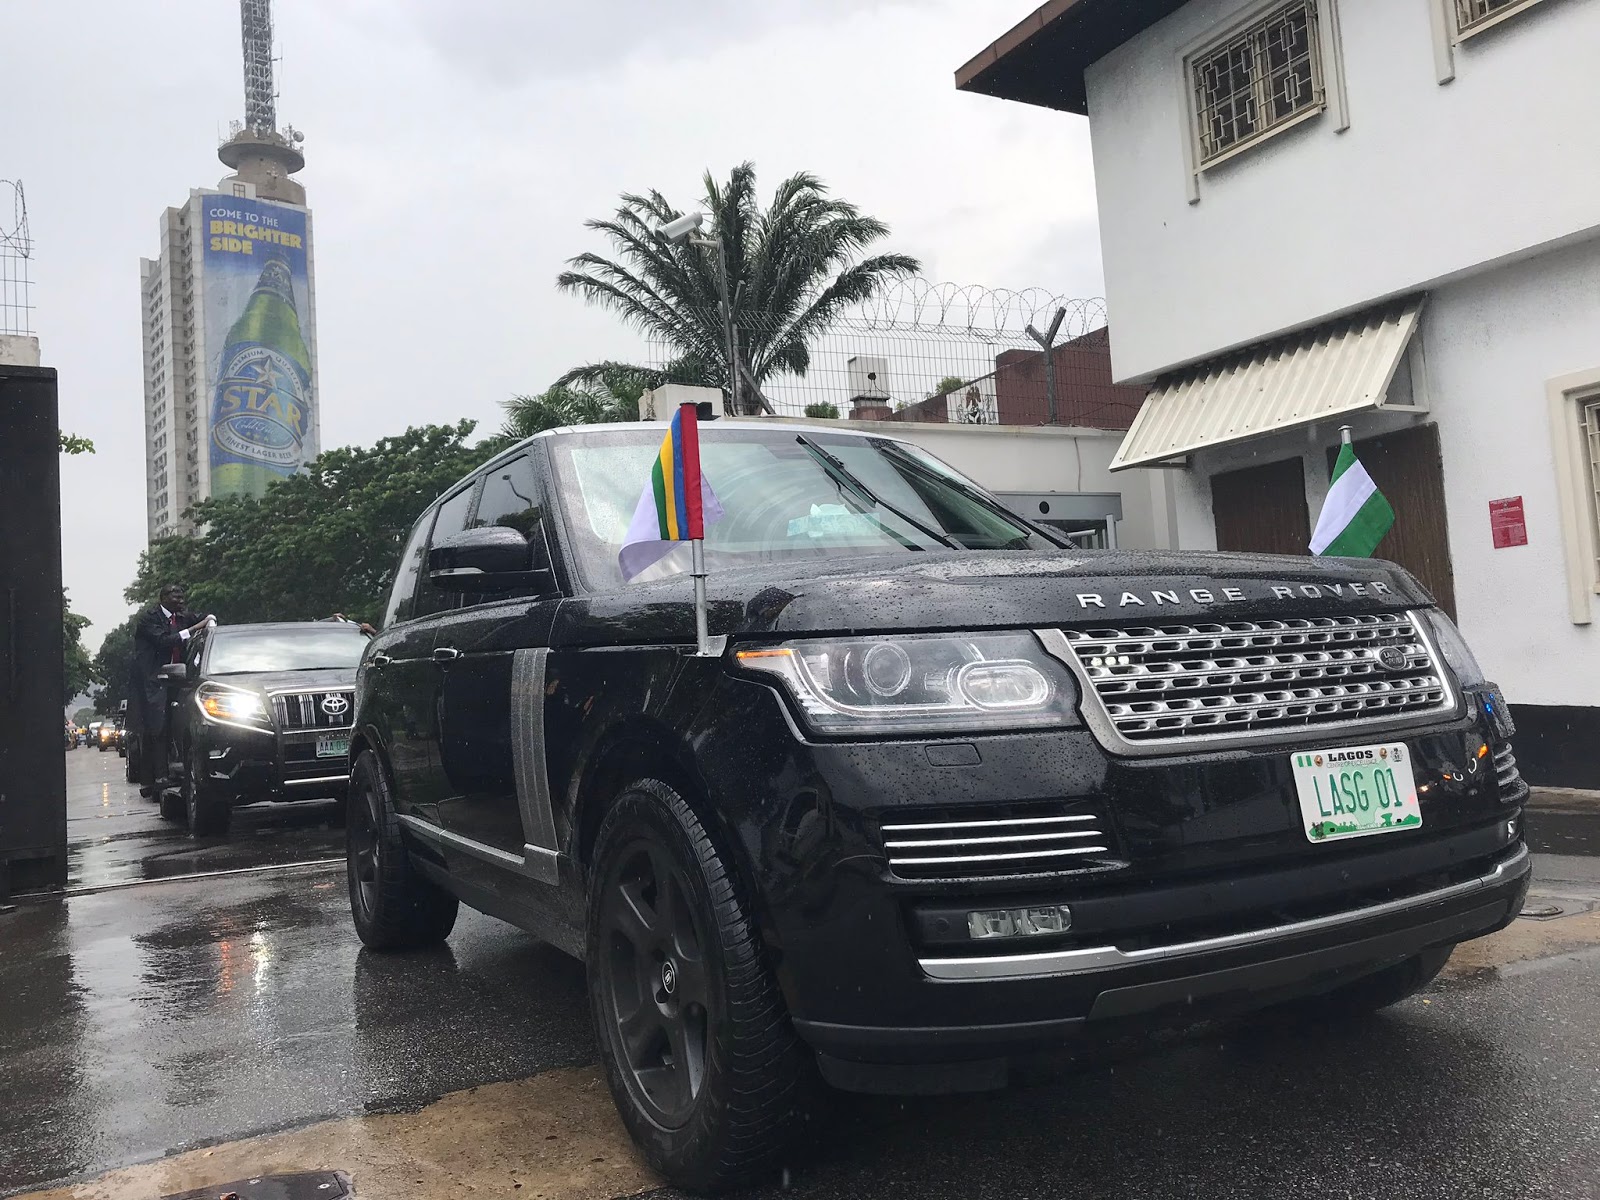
[209,621,365,634]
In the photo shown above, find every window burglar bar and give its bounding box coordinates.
[1192,1,1323,164]
[1456,0,1544,33]
[1584,397,1600,589]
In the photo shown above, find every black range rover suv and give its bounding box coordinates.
[347,421,1528,1192]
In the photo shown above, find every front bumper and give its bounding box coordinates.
[194,721,352,803]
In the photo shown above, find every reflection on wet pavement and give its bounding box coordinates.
[64,747,344,890]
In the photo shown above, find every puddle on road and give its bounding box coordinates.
[13,1067,657,1200]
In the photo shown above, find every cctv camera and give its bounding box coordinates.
[658,212,706,245]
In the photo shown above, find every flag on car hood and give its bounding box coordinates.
[619,403,724,581]
[1310,442,1394,557]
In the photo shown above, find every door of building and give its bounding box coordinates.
[1211,456,1311,557]
[1327,423,1456,619]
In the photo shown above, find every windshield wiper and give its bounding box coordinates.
[874,441,1058,549]
[794,434,959,550]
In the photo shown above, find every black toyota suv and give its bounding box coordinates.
[158,621,367,836]
[346,421,1528,1193]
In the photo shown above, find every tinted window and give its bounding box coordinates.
[384,510,434,627]
[207,626,368,674]
[472,455,553,576]
[548,427,1051,590]
[417,483,478,617]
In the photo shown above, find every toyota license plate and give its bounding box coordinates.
[1290,742,1421,843]
[316,736,350,759]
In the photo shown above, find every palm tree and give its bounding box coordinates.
[501,365,654,438]
[557,163,920,415]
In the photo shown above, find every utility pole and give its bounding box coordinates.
[696,232,743,416]
[1025,307,1068,425]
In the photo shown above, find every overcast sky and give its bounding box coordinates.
[12,0,1101,644]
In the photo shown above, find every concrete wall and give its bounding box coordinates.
[1085,0,1600,380]
[1149,236,1600,709]
[771,416,1175,551]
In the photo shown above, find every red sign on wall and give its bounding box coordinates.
[1489,496,1528,549]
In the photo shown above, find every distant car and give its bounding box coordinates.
[97,718,123,752]
[156,621,366,836]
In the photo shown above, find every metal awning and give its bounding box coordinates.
[1109,298,1425,471]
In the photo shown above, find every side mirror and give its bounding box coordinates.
[428,526,555,595]
[156,661,192,684]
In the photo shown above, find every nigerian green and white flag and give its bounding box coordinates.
[1310,443,1395,557]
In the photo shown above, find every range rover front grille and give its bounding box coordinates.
[881,809,1114,881]
[272,690,355,733]
[1061,612,1451,746]
[1494,744,1524,796]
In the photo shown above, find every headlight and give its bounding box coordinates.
[735,632,1079,736]
[1420,609,1485,688]
[196,682,270,727]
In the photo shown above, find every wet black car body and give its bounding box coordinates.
[162,621,365,836]
[348,421,1528,1192]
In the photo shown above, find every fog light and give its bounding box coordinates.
[967,905,1073,940]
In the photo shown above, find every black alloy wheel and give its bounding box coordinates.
[587,781,812,1192]
[345,750,458,950]
[598,837,712,1129]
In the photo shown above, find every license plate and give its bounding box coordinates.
[315,736,350,759]
[1290,742,1421,843]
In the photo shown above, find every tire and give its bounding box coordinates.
[587,780,811,1193]
[346,750,458,950]
[185,747,233,838]
[1291,945,1455,1015]
[158,784,186,823]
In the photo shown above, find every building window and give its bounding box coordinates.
[1455,0,1548,36]
[1190,1,1324,165]
[1584,396,1600,586]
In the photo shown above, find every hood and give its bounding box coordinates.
[553,549,1434,645]
[205,667,357,693]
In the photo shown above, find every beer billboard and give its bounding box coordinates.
[199,193,316,500]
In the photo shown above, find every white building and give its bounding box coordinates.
[959,0,1600,787]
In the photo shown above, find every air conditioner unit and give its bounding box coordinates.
[639,383,725,422]
[847,356,890,402]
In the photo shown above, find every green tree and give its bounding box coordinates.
[804,402,840,419]
[63,593,95,700]
[502,366,648,439]
[73,706,95,725]
[125,421,508,627]
[90,614,139,716]
[59,432,95,455]
[932,375,966,398]
[557,163,919,415]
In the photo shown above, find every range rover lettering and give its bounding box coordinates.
[346,421,1528,1193]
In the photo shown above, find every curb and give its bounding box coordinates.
[1528,787,1600,814]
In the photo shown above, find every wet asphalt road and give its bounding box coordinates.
[4,752,1600,1197]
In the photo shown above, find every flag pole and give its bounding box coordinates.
[691,537,711,656]
[1339,424,1353,446]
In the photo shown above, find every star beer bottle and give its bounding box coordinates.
[208,253,314,499]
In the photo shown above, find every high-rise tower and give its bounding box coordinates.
[141,0,319,539]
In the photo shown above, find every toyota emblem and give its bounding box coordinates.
[321,693,351,717]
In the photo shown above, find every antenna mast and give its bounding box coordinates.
[240,0,277,136]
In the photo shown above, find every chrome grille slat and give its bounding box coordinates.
[272,689,356,734]
[1064,612,1451,744]
[881,808,1114,880]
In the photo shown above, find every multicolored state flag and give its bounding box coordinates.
[1310,442,1395,557]
[619,403,725,581]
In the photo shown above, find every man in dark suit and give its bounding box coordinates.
[127,583,209,796]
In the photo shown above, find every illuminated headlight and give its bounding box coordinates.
[734,632,1078,736]
[968,905,1073,940]
[1420,609,1486,688]
[196,682,270,727]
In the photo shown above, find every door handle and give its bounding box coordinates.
[369,652,392,667]
[433,646,462,662]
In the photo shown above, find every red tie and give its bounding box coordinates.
[169,613,182,663]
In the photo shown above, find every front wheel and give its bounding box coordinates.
[346,750,458,949]
[185,748,233,838]
[587,780,812,1193]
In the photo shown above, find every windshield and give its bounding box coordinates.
[205,626,368,675]
[549,426,1054,590]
